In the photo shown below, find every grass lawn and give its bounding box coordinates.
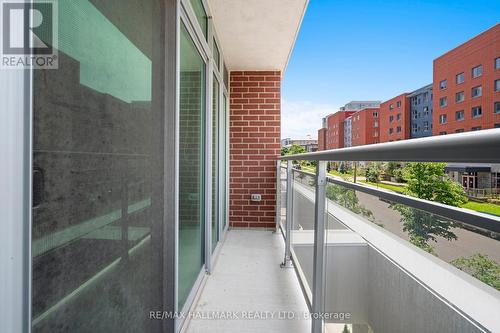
[461,201,500,216]
[359,180,406,193]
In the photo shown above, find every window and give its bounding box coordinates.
[495,101,500,114]
[496,57,500,70]
[396,113,401,120]
[439,97,447,108]
[423,121,429,131]
[439,131,447,135]
[373,121,379,128]
[455,91,464,103]
[213,38,220,70]
[495,123,500,128]
[389,104,394,110]
[412,123,417,133]
[396,126,401,133]
[373,112,379,118]
[471,85,482,98]
[439,114,447,124]
[472,106,482,118]
[389,115,394,122]
[472,65,482,78]
[397,101,401,107]
[389,128,394,134]
[456,72,464,84]
[190,0,208,39]
[495,79,500,92]
[412,110,418,119]
[455,129,464,133]
[439,79,447,90]
[472,126,482,131]
[31,1,170,330]
[455,110,464,121]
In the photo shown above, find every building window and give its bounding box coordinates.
[389,104,394,110]
[455,110,464,121]
[456,72,464,84]
[495,123,500,128]
[495,79,500,92]
[396,126,401,133]
[396,113,401,120]
[472,106,482,118]
[455,129,464,133]
[472,65,482,78]
[439,131,447,135]
[412,110,418,119]
[496,57,500,70]
[373,121,379,128]
[439,114,447,124]
[471,85,482,98]
[423,121,429,131]
[455,91,464,103]
[389,128,393,134]
[439,96,447,108]
[472,126,482,131]
[372,112,378,118]
[495,101,500,114]
[412,123,417,133]
[439,79,447,90]
[397,100,401,107]
[389,115,394,122]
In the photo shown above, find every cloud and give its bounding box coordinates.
[281,100,338,139]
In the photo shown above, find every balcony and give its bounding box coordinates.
[183,129,500,333]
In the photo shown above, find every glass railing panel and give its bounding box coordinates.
[279,165,287,232]
[291,169,317,302]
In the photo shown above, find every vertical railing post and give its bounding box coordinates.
[280,160,293,268]
[274,159,281,234]
[311,160,327,333]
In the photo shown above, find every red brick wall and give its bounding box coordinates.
[433,24,500,135]
[317,128,327,151]
[351,107,380,146]
[229,71,281,228]
[380,93,410,142]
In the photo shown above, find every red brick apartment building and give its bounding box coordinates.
[325,111,356,149]
[350,107,381,146]
[379,93,411,142]
[318,127,327,150]
[433,24,500,135]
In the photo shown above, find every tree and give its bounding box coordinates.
[393,162,468,253]
[451,253,500,291]
[280,146,289,156]
[402,162,467,207]
[326,184,374,221]
[287,144,306,156]
[365,163,381,183]
[342,324,351,333]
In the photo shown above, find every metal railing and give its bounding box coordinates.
[276,129,500,333]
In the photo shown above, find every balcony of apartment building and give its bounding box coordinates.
[2,1,500,333]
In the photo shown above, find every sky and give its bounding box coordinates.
[281,0,500,139]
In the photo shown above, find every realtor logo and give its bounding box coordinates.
[1,0,58,69]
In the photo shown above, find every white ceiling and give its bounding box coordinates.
[207,0,308,73]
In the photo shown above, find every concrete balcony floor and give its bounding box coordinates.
[184,229,311,333]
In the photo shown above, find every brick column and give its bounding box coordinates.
[229,71,281,228]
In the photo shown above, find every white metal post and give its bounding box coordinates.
[274,159,281,233]
[311,160,327,333]
[280,160,293,268]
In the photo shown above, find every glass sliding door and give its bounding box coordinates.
[212,75,220,251]
[31,0,167,332]
[178,22,206,310]
[223,94,229,230]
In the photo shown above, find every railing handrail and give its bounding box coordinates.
[279,128,500,162]
[289,168,500,234]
